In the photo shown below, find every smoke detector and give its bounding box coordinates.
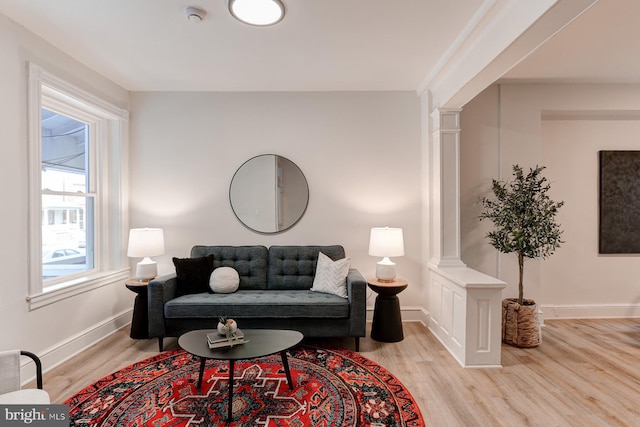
[185,6,207,23]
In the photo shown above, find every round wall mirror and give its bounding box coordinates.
[229,155,309,234]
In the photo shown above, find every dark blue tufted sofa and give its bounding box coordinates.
[148,245,366,352]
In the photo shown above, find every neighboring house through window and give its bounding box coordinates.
[27,63,129,309]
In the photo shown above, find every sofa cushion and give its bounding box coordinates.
[209,266,240,293]
[191,246,268,290]
[267,245,346,290]
[173,255,214,296]
[311,252,350,298]
[164,290,350,319]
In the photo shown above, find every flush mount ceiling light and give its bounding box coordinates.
[184,6,207,23]
[228,0,285,26]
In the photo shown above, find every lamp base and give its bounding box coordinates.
[135,257,157,281]
[375,258,396,282]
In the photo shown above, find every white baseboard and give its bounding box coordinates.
[21,309,132,385]
[366,304,640,323]
[372,305,640,322]
[366,306,429,325]
[540,304,640,320]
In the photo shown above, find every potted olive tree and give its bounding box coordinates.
[479,165,564,348]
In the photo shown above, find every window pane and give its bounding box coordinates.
[41,108,94,282]
[41,108,88,193]
[42,193,94,280]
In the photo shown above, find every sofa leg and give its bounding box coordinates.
[158,337,164,352]
[355,337,360,352]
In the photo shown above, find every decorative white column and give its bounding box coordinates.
[427,108,506,367]
[430,109,466,268]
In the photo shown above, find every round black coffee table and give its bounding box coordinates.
[178,329,303,423]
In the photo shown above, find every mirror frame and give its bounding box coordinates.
[229,154,309,234]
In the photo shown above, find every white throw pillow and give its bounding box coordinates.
[311,252,350,298]
[209,267,240,293]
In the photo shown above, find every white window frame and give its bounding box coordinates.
[26,63,130,310]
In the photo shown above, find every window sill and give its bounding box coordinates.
[27,268,130,310]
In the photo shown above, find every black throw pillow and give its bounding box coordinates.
[173,255,214,296]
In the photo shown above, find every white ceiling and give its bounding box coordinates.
[0,0,483,92]
[0,0,638,93]
[501,0,640,85]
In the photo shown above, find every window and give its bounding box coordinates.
[41,109,94,281]
[27,63,130,309]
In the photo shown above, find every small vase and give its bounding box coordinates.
[217,319,237,336]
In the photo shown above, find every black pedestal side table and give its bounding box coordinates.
[125,279,150,339]
[368,278,408,342]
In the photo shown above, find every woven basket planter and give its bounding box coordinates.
[502,298,540,348]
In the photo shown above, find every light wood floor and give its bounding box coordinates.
[41,319,640,426]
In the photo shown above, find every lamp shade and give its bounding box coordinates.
[127,228,165,258]
[369,227,404,257]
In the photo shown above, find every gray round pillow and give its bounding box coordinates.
[209,267,240,293]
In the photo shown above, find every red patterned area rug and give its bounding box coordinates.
[65,346,425,426]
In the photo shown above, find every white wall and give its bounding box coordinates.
[129,91,423,315]
[0,13,131,367]
[461,84,640,318]
[460,86,501,279]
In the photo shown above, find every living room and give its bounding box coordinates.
[1,0,639,425]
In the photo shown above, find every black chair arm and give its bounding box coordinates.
[20,351,43,390]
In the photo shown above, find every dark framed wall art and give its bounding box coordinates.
[599,150,640,254]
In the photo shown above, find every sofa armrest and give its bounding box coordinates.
[148,273,178,338]
[346,268,367,337]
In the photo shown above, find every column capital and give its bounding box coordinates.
[431,108,462,132]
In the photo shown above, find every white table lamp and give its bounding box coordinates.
[127,228,165,281]
[369,227,404,282]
